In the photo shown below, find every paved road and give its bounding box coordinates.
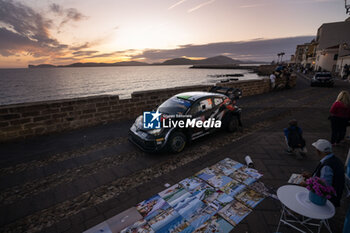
[0,74,349,233]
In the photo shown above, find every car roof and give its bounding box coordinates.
[174,91,225,101]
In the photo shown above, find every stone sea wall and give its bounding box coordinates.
[0,74,296,142]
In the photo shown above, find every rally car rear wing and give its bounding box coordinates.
[209,86,242,100]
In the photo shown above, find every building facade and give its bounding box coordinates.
[315,18,350,73]
[293,40,317,69]
[293,18,350,77]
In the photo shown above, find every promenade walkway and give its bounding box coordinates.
[0,74,349,233]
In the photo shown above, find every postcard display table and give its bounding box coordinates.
[276,185,335,233]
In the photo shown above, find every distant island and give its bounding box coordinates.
[28,56,267,68]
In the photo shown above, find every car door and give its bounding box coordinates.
[210,96,227,121]
[188,97,214,139]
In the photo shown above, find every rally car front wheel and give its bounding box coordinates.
[227,116,239,132]
[167,131,186,153]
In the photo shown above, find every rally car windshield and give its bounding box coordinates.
[158,97,191,115]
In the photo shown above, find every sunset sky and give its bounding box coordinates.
[0,0,347,68]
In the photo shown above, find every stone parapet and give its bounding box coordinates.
[0,75,296,142]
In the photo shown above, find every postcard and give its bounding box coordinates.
[239,167,263,180]
[218,200,252,226]
[192,214,234,233]
[185,205,218,230]
[249,181,273,197]
[195,167,216,181]
[191,184,216,201]
[179,176,207,193]
[207,175,233,189]
[288,173,305,184]
[158,184,191,208]
[220,179,246,198]
[209,163,235,176]
[136,195,170,220]
[120,219,155,233]
[148,208,185,233]
[235,188,265,209]
[217,158,245,175]
[229,170,256,185]
[173,195,206,220]
[203,190,234,211]
[207,163,225,176]
[172,220,194,233]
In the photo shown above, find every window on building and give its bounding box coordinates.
[334,54,338,61]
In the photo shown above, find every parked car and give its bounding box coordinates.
[310,72,334,87]
[129,87,242,153]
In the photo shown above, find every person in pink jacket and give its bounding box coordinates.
[330,91,350,145]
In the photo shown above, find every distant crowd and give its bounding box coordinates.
[268,65,293,90]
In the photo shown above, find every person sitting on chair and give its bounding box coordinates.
[303,139,345,207]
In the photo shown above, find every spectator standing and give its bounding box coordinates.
[269,73,276,90]
[329,91,350,145]
[344,64,349,80]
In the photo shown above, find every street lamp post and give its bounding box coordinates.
[346,0,350,14]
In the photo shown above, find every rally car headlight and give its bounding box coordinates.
[135,115,143,127]
[148,128,163,136]
[135,115,142,124]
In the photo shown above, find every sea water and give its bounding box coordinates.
[0,65,262,106]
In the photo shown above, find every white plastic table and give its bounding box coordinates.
[276,185,335,233]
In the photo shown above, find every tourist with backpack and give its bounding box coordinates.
[284,119,307,159]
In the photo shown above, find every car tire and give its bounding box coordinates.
[227,116,239,132]
[167,131,186,153]
[310,82,314,87]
